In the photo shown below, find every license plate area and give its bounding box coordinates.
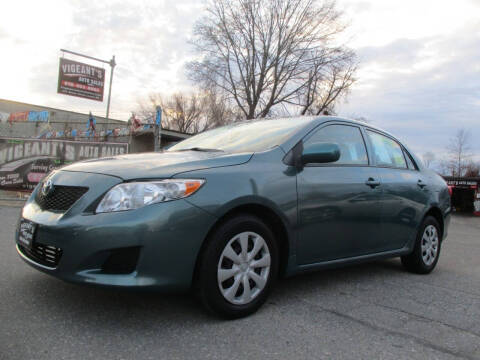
[18,218,37,250]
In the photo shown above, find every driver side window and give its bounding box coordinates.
[305,124,368,165]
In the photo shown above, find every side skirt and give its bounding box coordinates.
[287,246,413,277]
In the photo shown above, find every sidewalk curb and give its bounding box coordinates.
[0,200,25,208]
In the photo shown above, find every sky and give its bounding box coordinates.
[0,0,479,163]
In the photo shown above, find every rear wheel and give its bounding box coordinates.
[401,216,441,274]
[196,214,278,319]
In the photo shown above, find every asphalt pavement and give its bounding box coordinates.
[1,205,479,360]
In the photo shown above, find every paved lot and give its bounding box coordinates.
[1,205,479,360]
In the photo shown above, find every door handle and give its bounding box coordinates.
[417,179,427,189]
[365,177,381,188]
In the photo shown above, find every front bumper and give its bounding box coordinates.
[443,208,451,241]
[15,170,217,292]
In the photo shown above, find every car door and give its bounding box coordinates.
[364,130,429,251]
[296,123,383,265]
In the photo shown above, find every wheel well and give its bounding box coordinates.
[424,207,444,239]
[193,204,290,285]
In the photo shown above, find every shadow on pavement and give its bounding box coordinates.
[16,258,406,327]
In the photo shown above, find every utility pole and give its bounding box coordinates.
[105,55,116,126]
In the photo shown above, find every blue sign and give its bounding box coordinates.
[28,111,49,122]
[155,106,162,126]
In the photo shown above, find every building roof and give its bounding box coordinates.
[444,176,480,182]
[0,98,125,125]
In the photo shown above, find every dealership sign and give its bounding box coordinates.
[446,180,478,189]
[0,137,127,191]
[57,58,105,101]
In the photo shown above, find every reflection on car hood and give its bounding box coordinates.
[59,151,253,180]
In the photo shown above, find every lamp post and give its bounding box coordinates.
[105,55,116,125]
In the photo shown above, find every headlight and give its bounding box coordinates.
[96,179,205,213]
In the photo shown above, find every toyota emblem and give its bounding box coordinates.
[42,179,54,197]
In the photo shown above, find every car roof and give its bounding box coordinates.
[313,116,395,137]
[278,115,396,150]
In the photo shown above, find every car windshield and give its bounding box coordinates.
[168,117,314,153]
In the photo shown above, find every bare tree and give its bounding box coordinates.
[437,160,450,177]
[464,162,480,177]
[446,129,472,177]
[139,92,205,134]
[166,92,204,133]
[188,0,356,119]
[423,151,436,169]
[138,93,203,133]
[199,88,244,130]
[137,90,240,134]
[295,59,356,115]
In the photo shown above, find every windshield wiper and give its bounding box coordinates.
[177,147,224,152]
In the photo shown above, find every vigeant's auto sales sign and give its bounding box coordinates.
[0,137,128,191]
[57,58,105,101]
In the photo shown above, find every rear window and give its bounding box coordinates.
[366,130,407,169]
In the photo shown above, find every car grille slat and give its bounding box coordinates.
[19,242,62,268]
[35,185,88,212]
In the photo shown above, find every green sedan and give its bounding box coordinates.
[15,116,451,318]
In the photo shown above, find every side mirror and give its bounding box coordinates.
[301,142,341,164]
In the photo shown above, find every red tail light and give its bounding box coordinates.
[448,186,453,197]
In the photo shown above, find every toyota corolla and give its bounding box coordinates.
[15,116,450,318]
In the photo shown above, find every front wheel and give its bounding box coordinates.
[196,214,278,319]
[401,216,442,274]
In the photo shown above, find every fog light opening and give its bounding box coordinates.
[101,247,141,275]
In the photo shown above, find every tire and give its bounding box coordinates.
[196,214,279,319]
[401,216,442,274]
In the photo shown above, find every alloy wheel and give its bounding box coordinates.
[421,224,439,266]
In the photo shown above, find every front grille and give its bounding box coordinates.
[19,242,62,268]
[35,185,88,212]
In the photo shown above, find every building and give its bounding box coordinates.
[0,98,126,138]
[0,98,190,150]
[444,176,480,216]
[0,99,191,193]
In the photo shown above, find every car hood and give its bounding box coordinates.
[59,151,253,180]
